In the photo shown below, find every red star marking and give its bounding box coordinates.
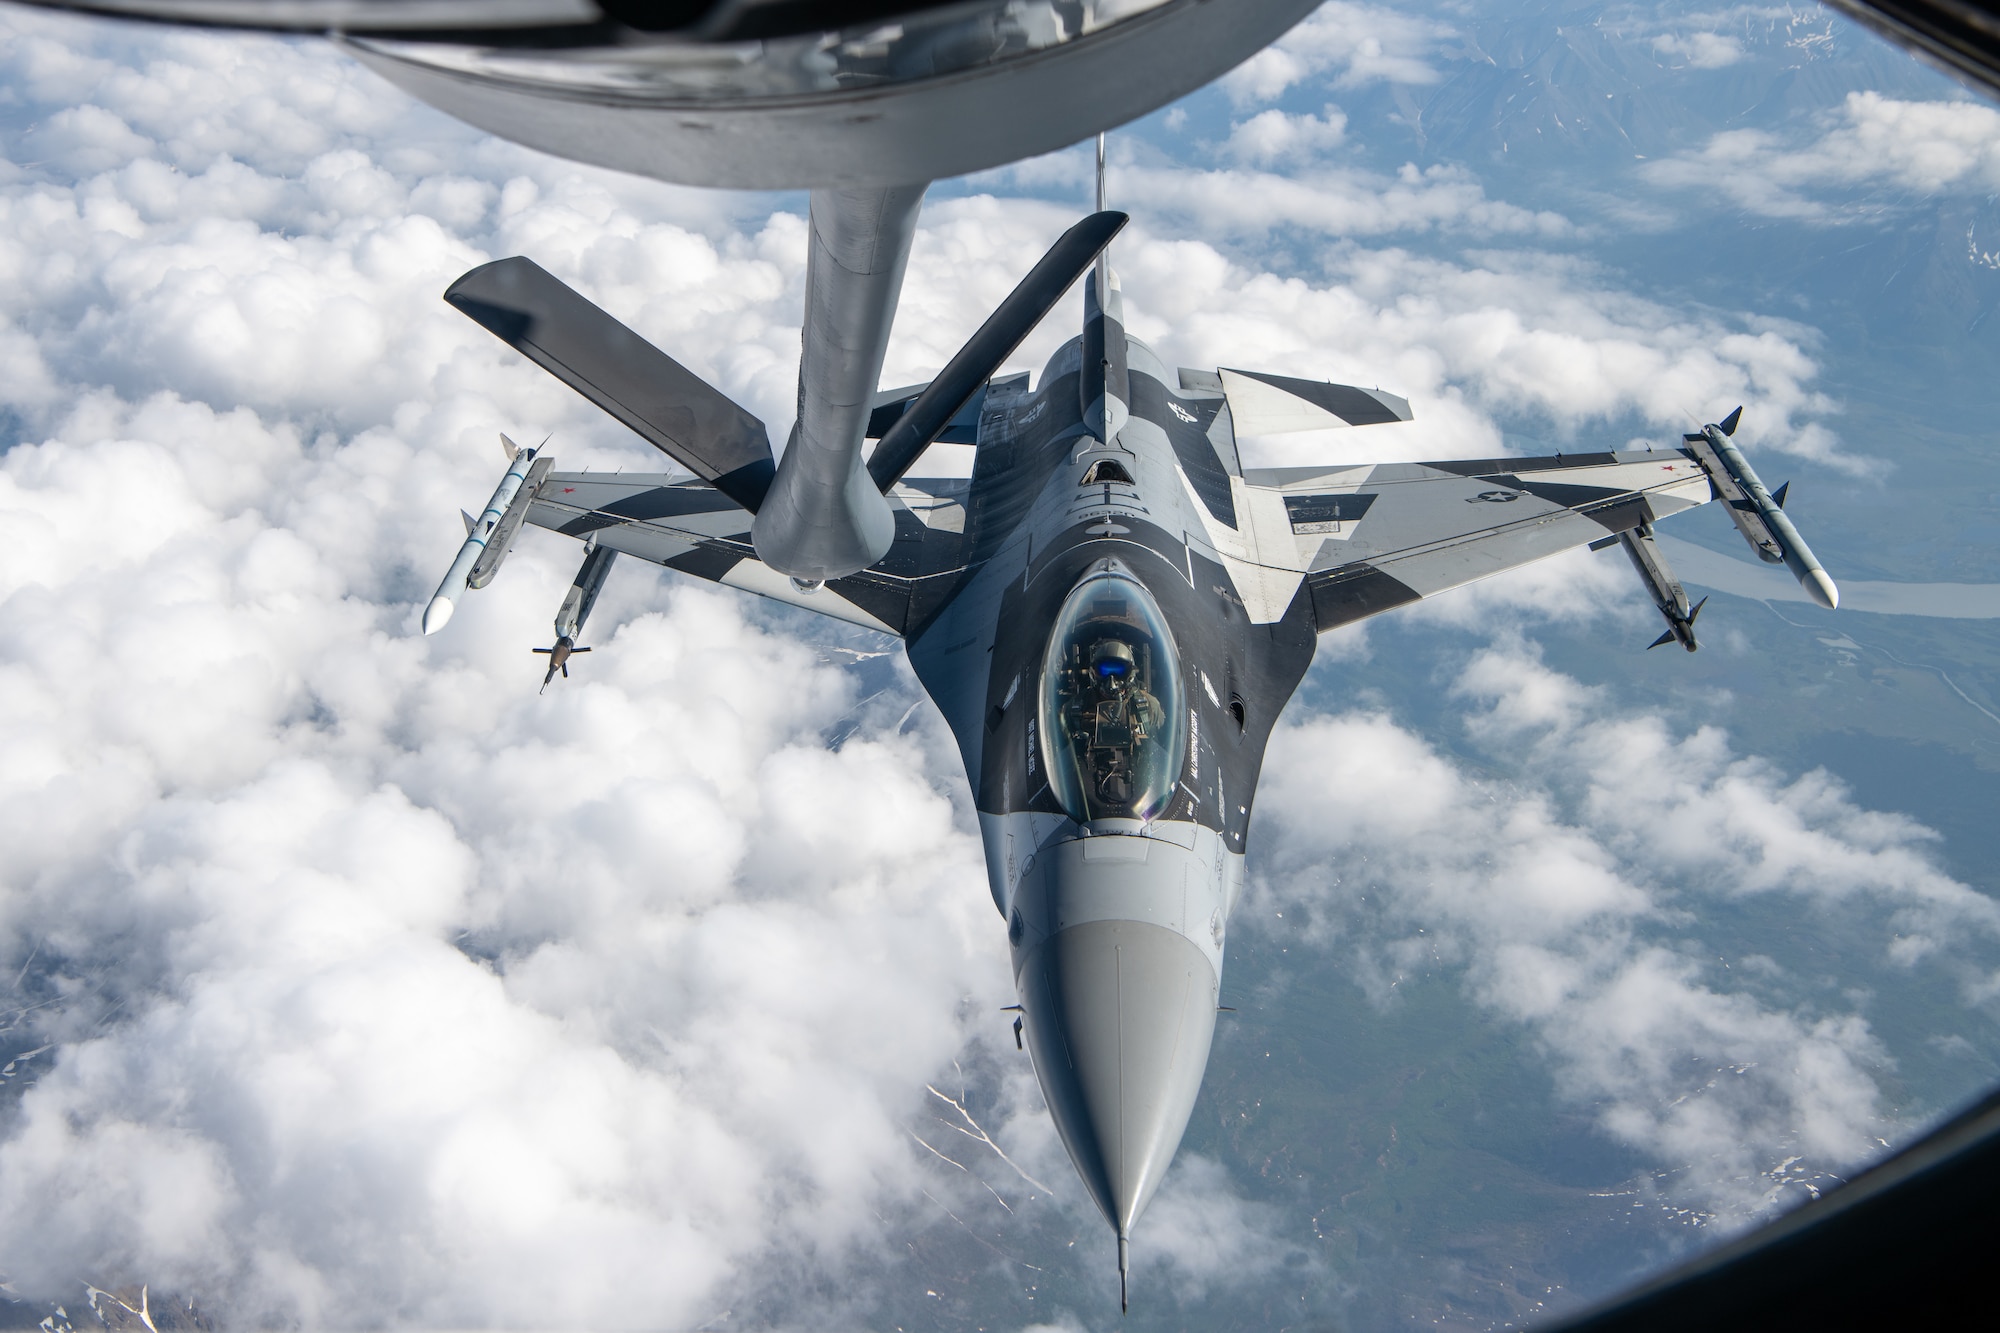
[563,487,575,493]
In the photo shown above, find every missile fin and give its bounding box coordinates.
[1719,406,1743,436]
[461,509,477,536]
[1772,480,1790,509]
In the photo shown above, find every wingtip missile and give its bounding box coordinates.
[1118,1233,1130,1314]
[422,594,455,635]
[422,436,546,636]
[1682,411,1838,611]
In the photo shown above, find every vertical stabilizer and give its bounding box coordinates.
[1082,134,1128,445]
[1081,267,1129,444]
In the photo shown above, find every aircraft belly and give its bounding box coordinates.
[347,0,1324,191]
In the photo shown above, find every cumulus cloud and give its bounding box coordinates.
[1651,31,1746,69]
[0,12,1083,1327]
[0,388,1025,1325]
[1104,241,1858,471]
[1649,91,2000,218]
[1225,105,1349,165]
[1255,643,2000,1223]
[1222,1,1456,106]
[1111,159,1571,242]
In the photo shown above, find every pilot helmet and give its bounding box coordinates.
[1089,638,1136,686]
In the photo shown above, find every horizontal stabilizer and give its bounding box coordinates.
[445,256,775,512]
[1219,368,1412,436]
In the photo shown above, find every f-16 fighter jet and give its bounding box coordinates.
[16,0,1841,1308]
[427,204,1838,1308]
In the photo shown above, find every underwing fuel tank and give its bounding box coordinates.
[1684,408,1840,610]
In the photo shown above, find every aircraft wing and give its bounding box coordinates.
[523,471,970,637]
[1219,449,1714,631]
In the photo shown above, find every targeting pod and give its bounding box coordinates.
[1595,523,1707,651]
[422,434,551,634]
[1683,408,1839,610]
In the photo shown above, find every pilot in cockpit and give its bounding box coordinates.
[1041,568,1188,823]
[1088,638,1164,743]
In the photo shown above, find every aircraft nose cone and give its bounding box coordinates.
[1019,918,1219,1236]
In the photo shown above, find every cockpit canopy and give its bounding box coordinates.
[1038,567,1187,824]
